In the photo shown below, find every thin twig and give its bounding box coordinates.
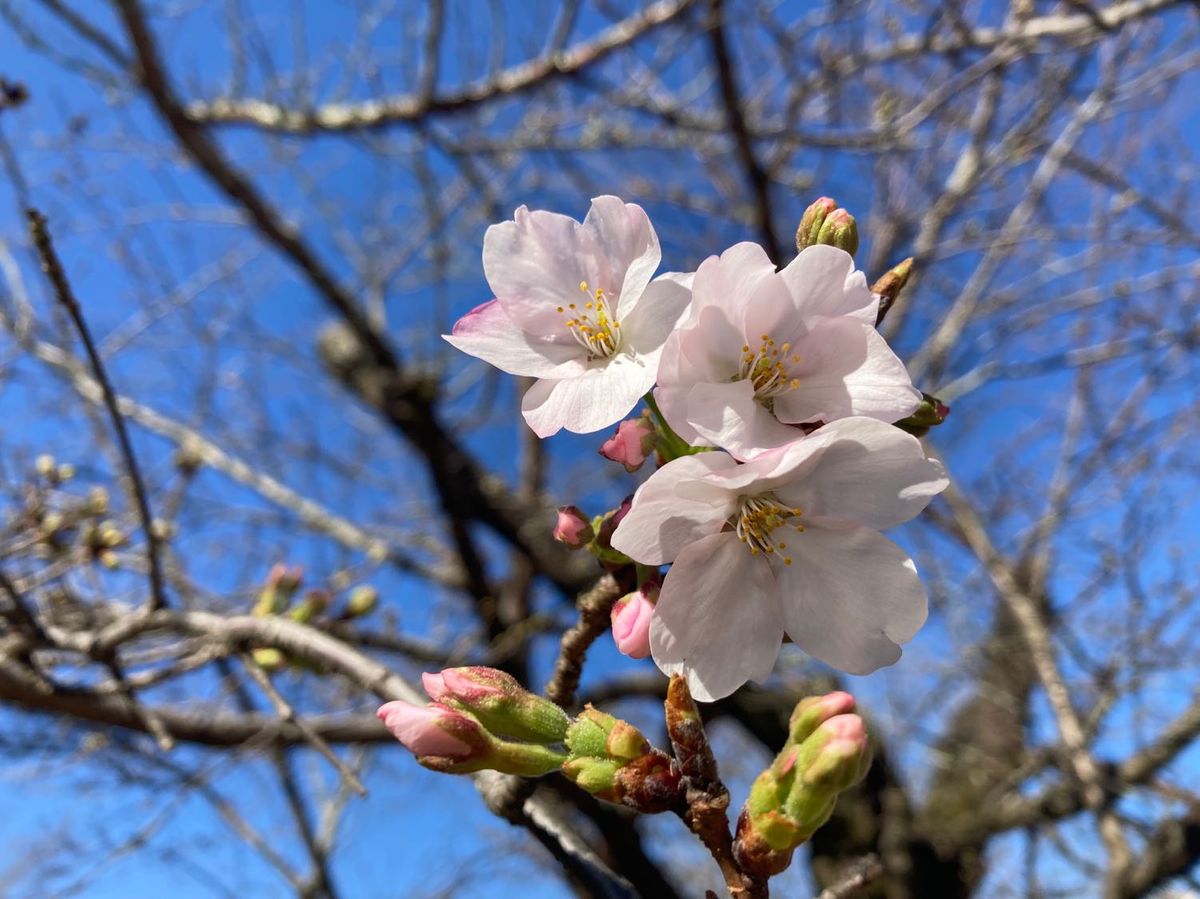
[26,209,168,612]
[239,652,368,796]
[815,854,885,899]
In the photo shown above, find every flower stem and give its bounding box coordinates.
[644,392,702,462]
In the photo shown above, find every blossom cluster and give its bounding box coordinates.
[447,196,949,701]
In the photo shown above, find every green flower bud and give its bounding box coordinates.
[796,197,838,252]
[562,705,682,813]
[345,584,379,617]
[895,393,951,437]
[734,695,871,878]
[289,589,331,624]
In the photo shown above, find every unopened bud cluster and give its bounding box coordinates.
[561,706,682,812]
[733,692,872,877]
[17,459,130,568]
[796,197,859,256]
[379,669,684,813]
[250,564,381,670]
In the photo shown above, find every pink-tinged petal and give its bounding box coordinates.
[685,379,809,461]
[421,672,449,701]
[610,452,739,565]
[520,356,652,437]
[444,299,586,378]
[775,525,928,675]
[690,243,779,326]
[771,417,947,530]
[483,206,608,336]
[621,271,693,356]
[778,245,877,324]
[650,532,784,701]
[772,318,921,425]
[377,701,473,758]
[580,196,661,319]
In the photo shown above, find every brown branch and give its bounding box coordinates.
[667,675,766,899]
[543,573,624,709]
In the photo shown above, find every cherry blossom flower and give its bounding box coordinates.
[654,242,921,459]
[609,416,947,701]
[444,196,691,437]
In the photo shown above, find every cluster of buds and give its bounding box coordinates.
[732,692,872,878]
[251,564,380,670]
[379,668,684,813]
[378,667,569,776]
[35,453,75,485]
[561,706,682,812]
[17,459,131,568]
[795,197,859,256]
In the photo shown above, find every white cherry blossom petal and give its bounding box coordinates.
[685,379,808,461]
[778,244,877,324]
[775,525,928,675]
[771,418,948,530]
[650,532,785,701]
[611,452,739,564]
[771,317,922,425]
[483,205,607,337]
[580,196,661,319]
[520,356,652,437]
[621,271,694,357]
[443,300,587,378]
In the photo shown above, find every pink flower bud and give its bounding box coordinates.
[266,563,303,592]
[554,506,594,548]
[599,416,656,472]
[788,690,856,744]
[423,666,510,704]
[420,667,570,744]
[611,583,657,659]
[377,701,475,759]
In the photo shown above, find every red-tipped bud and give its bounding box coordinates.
[796,197,838,251]
[796,197,859,256]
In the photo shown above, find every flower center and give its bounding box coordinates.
[738,335,801,401]
[556,282,621,360]
[731,494,804,565]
